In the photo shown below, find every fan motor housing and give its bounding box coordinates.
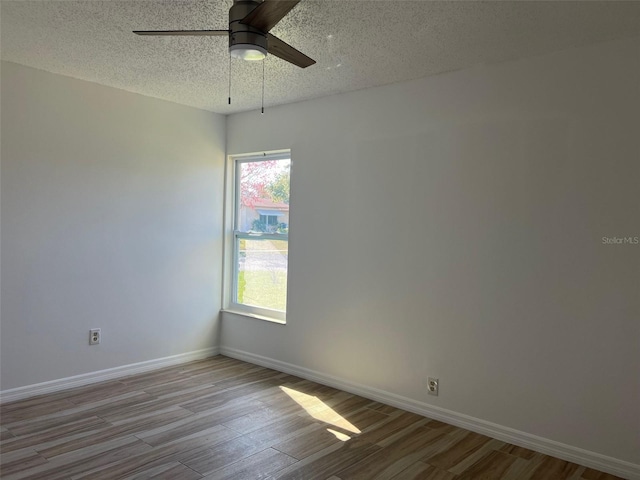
[229,0,267,52]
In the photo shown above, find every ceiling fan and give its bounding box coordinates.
[133,0,316,69]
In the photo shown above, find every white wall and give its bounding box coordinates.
[224,37,640,465]
[1,62,225,390]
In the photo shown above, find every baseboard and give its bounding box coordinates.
[0,346,220,404]
[220,346,639,480]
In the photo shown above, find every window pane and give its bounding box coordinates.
[236,237,288,311]
[237,159,290,234]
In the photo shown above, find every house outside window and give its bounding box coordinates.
[238,197,289,233]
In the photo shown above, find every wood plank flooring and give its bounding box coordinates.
[0,356,624,480]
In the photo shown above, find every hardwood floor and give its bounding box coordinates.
[0,356,624,480]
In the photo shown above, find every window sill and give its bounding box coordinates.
[221,309,286,325]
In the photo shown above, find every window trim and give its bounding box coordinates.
[223,150,291,323]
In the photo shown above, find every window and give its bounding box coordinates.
[260,214,279,226]
[229,152,290,321]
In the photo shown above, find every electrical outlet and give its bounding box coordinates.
[427,377,439,396]
[89,328,101,345]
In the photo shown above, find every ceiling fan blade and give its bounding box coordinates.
[133,30,228,36]
[267,33,315,68]
[241,0,300,32]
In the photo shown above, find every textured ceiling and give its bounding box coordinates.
[2,1,640,114]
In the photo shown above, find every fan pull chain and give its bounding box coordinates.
[228,54,232,105]
[261,59,265,115]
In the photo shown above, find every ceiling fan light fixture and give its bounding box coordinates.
[230,44,267,61]
[134,0,316,74]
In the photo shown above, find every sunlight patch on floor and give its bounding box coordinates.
[327,428,351,441]
[280,386,361,434]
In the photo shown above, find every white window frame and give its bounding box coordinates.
[223,150,291,323]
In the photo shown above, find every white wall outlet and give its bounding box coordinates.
[89,328,101,345]
[427,377,439,396]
